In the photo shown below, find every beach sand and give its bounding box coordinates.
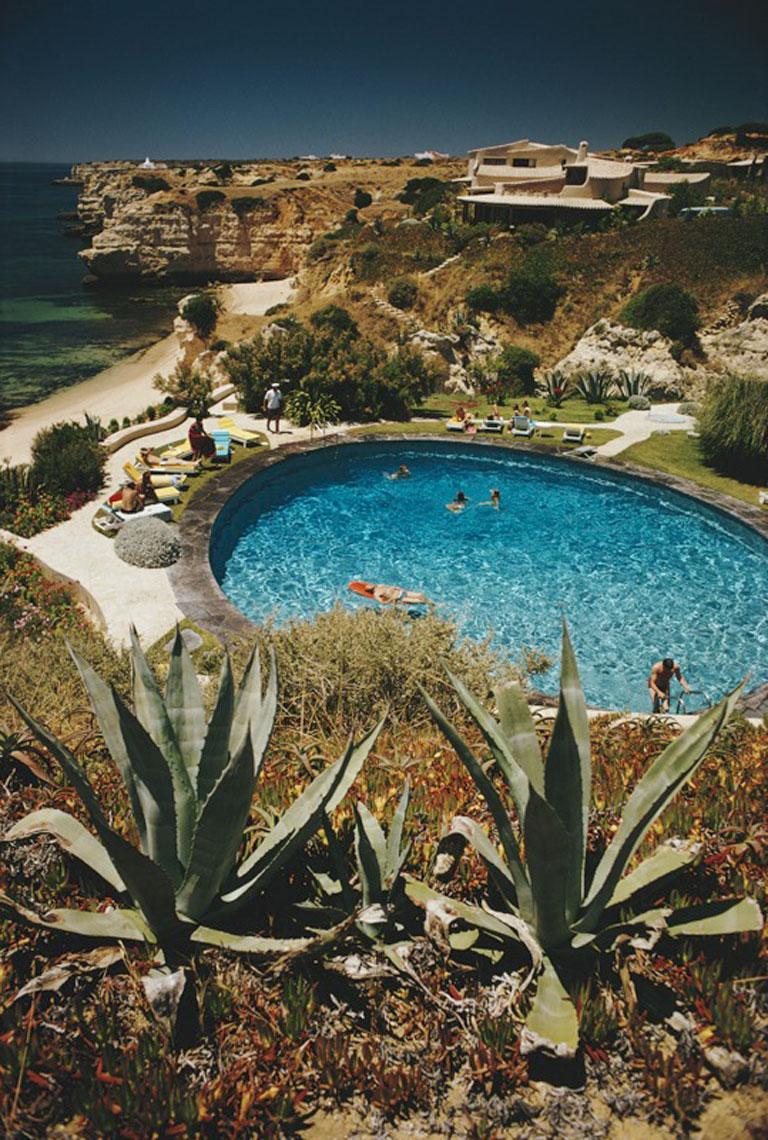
[1,278,295,463]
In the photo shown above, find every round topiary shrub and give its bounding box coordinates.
[114,518,181,568]
[627,394,651,409]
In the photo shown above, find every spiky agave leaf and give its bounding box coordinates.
[69,645,183,884]
[212,720,384,919]
[521,959,579,1059]
[665,897,762,937]
[576,682,744,933]
[385,780,410,889]
[195,653,235,803]
[418,682,533,922]
[1,809,126,894]
[354,802,386,907]
[543,622,591,924]
[523,787,572,949]
[0,891,153,942]
[605,840,702,911]
[7,694,181,946]
[129,626,196,867]
[164,627,205,790]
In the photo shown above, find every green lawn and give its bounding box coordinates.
[617,432,764,507]
[349,421,621,449]
[416,392,622,425]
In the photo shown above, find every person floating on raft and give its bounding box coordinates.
[348,580,432,607]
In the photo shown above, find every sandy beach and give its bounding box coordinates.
[1,278,295,463]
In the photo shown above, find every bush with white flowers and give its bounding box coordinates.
[114,517,181,568]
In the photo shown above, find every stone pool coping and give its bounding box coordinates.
[168,429,768,654]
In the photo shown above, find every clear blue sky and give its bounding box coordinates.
[1,0,765,161]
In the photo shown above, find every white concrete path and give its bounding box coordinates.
[594,404,694,457]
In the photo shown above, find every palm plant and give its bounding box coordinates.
[615,369,652,399]
[537,370,571,408]
[406,626,762,1057]
[574,370,615,404]
[2,628,382,958]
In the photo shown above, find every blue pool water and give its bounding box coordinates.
[211,441,768,710]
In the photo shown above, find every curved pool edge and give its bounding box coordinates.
[167,432,768,713]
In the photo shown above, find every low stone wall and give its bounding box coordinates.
[101,383,236,454]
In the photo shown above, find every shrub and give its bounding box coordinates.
[499,266,563,324]
[515,223,548,247]
[223,319,436,423]
[231,196,264,217]
[30,421,107,497]
[698,375,768,483]
[0,543,87,637]
[307,238,335,262]
[131,174,170,193]
[398,177,452,216]
[309,305,358,337]
[387,277,418,310]
[107,418,120,435]
[621,131,675,151]
[627,394,651,409]
[121,415,131,428]
[154,361,213,416]
[621,283,699,343]
[476,345,540,401]
[114,518,181,568]
[323,161,337,172]
[677,400,701,415]
[296,172,311,181]
[615,369,653,398]
[353,188,373,209]
[465,284,498,313]
[1,490,69,537]
[196,189,226,211]
[181,292,220,339]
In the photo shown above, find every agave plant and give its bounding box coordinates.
[574,369,616,404]
[301,783,412,944]
[615,369,652,399]
[406,625,762,1057]
[537,370,571,408]
[2,628,382,958]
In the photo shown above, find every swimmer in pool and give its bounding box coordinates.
[480,488,501,509]
[386,464,411,480]
[446,490,468,512]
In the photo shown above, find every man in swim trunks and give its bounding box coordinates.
[446,491,468,512]
[648,657,692,713]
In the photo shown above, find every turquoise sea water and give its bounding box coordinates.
[211,441,768,711]
[0,163,181,408]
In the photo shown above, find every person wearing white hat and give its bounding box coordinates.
[263,382,283,433]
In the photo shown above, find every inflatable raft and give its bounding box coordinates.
[348,580,431,607]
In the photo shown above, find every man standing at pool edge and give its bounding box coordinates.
[264,382,283,433]
[648,657,692,713]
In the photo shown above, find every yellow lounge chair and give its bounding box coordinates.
[122,463,182,504]
[124,462,187,490]
[445,418,467,432]
[217,416,261,446]
[134,451,200,475]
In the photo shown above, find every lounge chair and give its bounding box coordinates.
[445,418,467,432]
[106,494,174,523]
[124,462,187,491]
[210,429,231,462]
[478,417,505,434]
[162,441,195,460]
[510,415,535,438]
[562,425,585,444]
[217,416,261,447]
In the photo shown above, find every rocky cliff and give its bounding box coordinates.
[71,157,462,284]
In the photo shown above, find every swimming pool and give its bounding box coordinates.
[210,440,768,711]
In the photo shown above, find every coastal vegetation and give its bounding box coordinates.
[180,292,220,340]
[620,283,700,344]
[0,597,765,1135]
[698,374,768,482]
[222,310,437,423]
[0,418,105,536]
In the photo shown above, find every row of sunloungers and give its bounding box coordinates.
[446,414,586,444]
[100,417,263,526]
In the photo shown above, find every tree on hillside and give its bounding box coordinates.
[622,131,675,151]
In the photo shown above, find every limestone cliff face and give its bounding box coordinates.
[73,162,355,283]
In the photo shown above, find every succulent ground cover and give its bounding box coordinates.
[0,612,765,1137]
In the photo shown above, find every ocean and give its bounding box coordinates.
[0,163,182,409]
